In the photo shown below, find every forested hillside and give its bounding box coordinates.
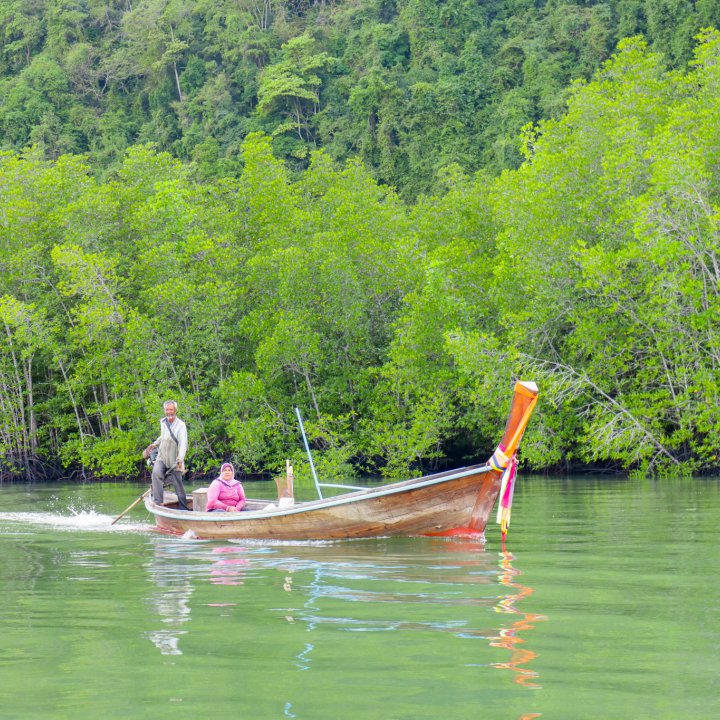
[2,0,719,198]
[2,26,720,483]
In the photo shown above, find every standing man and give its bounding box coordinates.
[149,400,189,510]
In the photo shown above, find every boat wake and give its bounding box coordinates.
[0,508,151,534]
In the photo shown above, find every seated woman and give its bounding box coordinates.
[206,462,246,512]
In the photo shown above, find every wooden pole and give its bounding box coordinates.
[111,489,150,525]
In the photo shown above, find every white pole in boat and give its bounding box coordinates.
[295,406,323,499]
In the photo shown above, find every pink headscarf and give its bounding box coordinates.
[217,462,238,484]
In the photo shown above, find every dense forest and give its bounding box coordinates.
[2,2,720,483]
[2,0,720,197]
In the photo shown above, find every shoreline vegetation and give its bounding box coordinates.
[2,5,720,483]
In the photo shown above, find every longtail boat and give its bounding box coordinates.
[143,380,538,540]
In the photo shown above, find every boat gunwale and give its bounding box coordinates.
[147,462,493,522]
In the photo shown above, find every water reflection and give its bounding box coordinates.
[207,546,250,586]
[490,547,545,690]
[144,541,194,656]
[142,534,544,713]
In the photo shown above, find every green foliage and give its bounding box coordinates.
[4,29,720,481]
[2,0,718,196]
[256,33,331,151]
[487,30,720,474]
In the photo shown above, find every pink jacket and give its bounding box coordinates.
[206,478,246,511]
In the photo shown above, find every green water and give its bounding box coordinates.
[0,477,718,719]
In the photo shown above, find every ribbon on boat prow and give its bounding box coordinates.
[492,381,539,540]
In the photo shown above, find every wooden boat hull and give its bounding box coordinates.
[144,380,538,541]
[146,464,501,540]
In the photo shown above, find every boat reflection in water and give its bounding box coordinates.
[144,540,252,655]
[144,541,195,656]
[490,547,545,690]
[143,536,544,719]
